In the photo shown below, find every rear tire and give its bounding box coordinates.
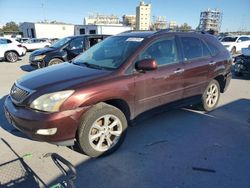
[48,58,63,66]
[201,80,220,112]
[76,103,127,157]
[5,51,18,62]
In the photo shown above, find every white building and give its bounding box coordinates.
[136,1,151,30]
[19,22,75,38]
[84,14,121,25]
[75,25,132,35]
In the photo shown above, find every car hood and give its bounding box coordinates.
[17,63,111,91]
[221,42,235,46]
[31,47,56,56]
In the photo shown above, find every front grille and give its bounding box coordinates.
[10,84,30,104]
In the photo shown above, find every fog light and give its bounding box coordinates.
[36,128,57,135]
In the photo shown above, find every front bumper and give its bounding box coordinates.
[4,96,90,146]
[234,63,250,74]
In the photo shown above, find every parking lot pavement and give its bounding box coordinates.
[0,54,250,187]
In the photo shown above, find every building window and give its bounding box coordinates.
[89,30,96,34]
[80,28,85,34]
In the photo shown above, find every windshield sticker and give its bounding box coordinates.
[126,38,144,42]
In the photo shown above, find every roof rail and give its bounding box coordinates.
[154,29,210,35]
[120,30,153,34]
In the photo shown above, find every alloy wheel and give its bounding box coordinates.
[206,83,219,108]
[88,114,123,152]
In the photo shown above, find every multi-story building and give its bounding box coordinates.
[122,15,136,29]
[151,16,167,30]
[136,1,151,30]
[198,8,222,32]
[84,14,121,26]
[169,21,177,29]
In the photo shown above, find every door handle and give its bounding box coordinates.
[209,61,216,66]
[174,68,185,74]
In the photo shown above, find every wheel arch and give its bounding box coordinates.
[103,99,131,121]
[214,74,226,93]
[4,50,19,57]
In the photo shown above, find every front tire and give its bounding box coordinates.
[48,58,63,66]
[77,103,128,157]
[201,80,220,112]
[5,51,18,62]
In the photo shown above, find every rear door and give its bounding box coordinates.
[238,37,250,49]
[134,36,184,115]
[179,35,211,98]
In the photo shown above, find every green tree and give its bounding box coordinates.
[2,21,19,32]
[178,23,192,32]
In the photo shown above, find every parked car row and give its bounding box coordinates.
[0,37,26,62]
[29,34,110,68]
[220,35,250,54]
[4,30,232,157]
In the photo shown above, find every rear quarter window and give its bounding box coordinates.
[204,36,224,56]
[206,42,220,56]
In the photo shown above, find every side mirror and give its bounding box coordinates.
[237,40,242,43]
[135,59,158,71]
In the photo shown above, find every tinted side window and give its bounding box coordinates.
[139,37,179,66]
[0,39,8,44]
[201,40,211,57]
[180,37,203,60]
[206,41,220,56]
[68,38,83,50]
[7,39,12,44]
[239,37,250,42]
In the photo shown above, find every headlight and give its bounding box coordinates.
[33,55,46,61]
[30,90,74,112]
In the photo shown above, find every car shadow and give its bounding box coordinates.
[1,97,250,187]
[20,65,36,72]
[0,138,47,188]
[69,98,250,188]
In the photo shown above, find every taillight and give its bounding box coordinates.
[17,44,22,47]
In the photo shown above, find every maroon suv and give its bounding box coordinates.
[4,31,232,157]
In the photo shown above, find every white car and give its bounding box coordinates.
[22,38,51,51]
[0,37,26,62]
[221,36,250,54]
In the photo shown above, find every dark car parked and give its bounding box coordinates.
[4,30,232,157]
[234,50,250,77]
[29,34,110,68]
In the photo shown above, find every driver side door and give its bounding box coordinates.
[66,37,84,60]
[134,36,184,116]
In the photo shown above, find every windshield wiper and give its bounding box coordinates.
[73,62,103,70]
[73,61,114,71]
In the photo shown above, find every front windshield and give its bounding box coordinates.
[51,37,71,48]
[221,37,237,42]
[72,36,144,70]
